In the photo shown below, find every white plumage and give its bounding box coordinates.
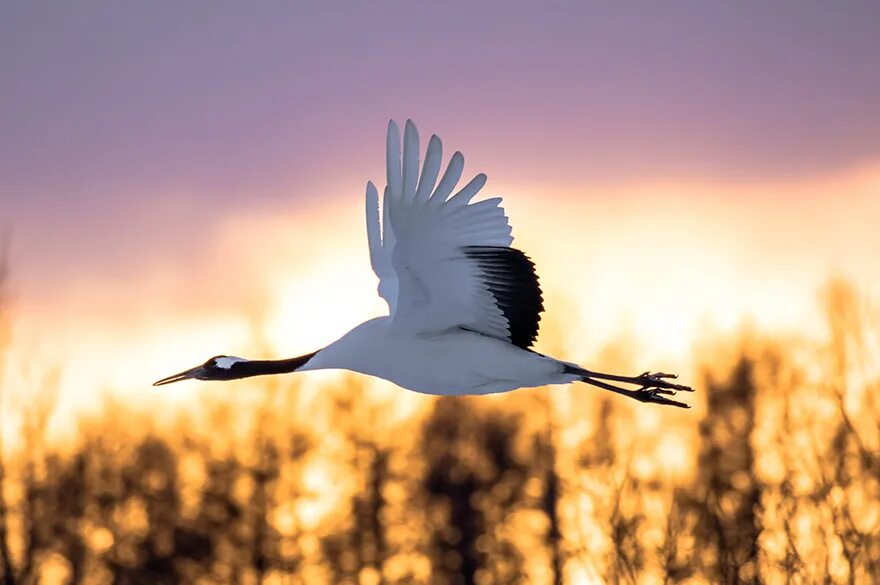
[154,120,693,408]
[367,120,518,344]
[309,119,553,394]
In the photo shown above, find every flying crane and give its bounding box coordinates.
[155,120,694,408]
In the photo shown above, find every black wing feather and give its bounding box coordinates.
[462,246,544,349]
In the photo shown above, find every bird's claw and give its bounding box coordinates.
[633,371,694,408]
[637,371,695,393]
[637,387,691,408]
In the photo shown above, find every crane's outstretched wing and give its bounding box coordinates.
[365,119,543,349]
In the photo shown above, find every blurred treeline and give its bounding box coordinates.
[1,268,879,583]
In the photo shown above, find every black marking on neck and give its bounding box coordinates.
[228,351,318,380]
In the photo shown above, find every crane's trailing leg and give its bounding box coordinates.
[563,365,695,408]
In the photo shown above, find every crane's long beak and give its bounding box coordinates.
[153,365,205,386]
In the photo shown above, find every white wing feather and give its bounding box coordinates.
[366,119,518,340]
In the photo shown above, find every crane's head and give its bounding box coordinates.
[153,355,247,386]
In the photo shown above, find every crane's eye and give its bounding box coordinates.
[204,355,225,368]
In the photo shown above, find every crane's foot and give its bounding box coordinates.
[629,371,694,408]
[631,386,690,408]
[634,371,694,393]
[573,369,695,408]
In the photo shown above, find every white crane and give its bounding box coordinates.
[155,120,694,408]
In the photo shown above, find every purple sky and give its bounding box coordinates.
[2,1,880,300]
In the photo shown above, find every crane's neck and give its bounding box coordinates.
[229,351,319,379]
[221,318,384,380]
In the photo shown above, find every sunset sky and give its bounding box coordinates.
[2,2,879,421]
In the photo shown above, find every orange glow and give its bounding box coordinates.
[8,160,879,427]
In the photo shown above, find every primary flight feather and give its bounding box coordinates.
[155,120,694,408]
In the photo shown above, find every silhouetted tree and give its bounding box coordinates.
[319,388,401,585]
[682,357,761,584]
[536,424,563,585]
[420,397,531,585]
[321,443,392,585]
[0,249,15,585]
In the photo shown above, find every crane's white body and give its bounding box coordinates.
[301,317,579,395]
